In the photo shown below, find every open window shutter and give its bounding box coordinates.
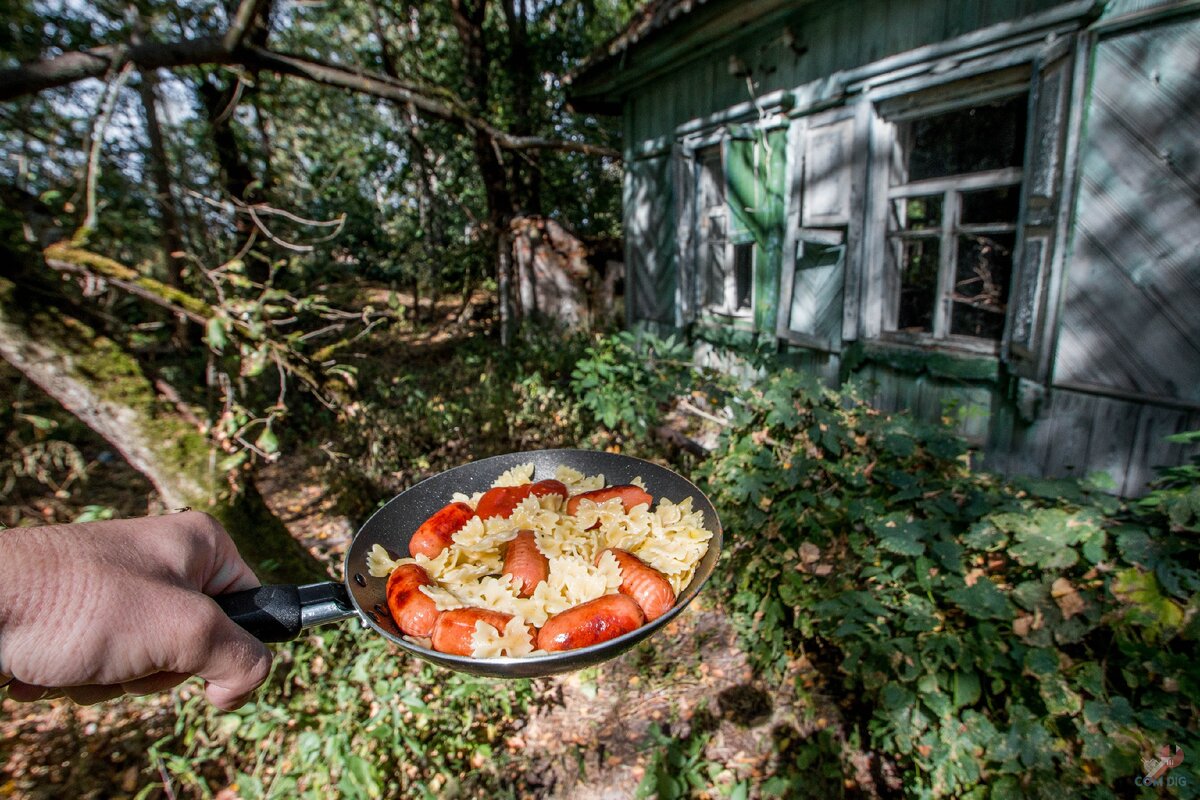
[1004,37,1074,381]
[777,229,846,352]
[802,110,855,228]
[673,142,697,325]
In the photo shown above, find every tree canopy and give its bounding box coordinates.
[0,0,636,574]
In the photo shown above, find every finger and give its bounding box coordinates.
[175,598,273,711]
[62,684,125,705]
[121,671,190,696]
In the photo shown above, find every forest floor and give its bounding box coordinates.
[0,296,855,798]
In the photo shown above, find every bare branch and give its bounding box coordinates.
[223,0,271,53]
[81,63,134,232]
[41,242,343,404]
[0,38,234,100]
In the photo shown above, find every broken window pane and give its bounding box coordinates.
[733,243,754,310]
[906,95,1028,181]
[960,186,1021,225]
[896,237,940,333]
[895,195,943,231]
[950,232,1015,339]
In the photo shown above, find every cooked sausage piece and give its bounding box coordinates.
[431,607,534,656]
[503,530,549,597]
[602,548,676,622]
[475,486,527,520]
[386,564,442,637]
[409,501,474,558]
[536,594,645,652]
[477,479,569,520]
[566,485,654,516]
[529,479,569,502]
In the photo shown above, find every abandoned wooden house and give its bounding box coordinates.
[568,0,1200,494]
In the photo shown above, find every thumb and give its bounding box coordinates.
[176,596,274,710]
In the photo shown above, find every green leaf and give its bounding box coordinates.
[947,579,1012,620]
[255,425,279,455]
[1110,568,1184,638]
[872,514,927,556]
[952,670,981,709]
[218,450,249,473]
[205,316,228,353]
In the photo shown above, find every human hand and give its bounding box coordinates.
[0,511,272,710]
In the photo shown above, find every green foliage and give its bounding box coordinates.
[570,331,696,437]
[697,369,1200,798]
[635,722,750,800]
[150,627,534,799]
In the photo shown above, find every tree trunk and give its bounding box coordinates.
[0,268,324,584]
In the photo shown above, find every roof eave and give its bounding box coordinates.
[567,0,805,111]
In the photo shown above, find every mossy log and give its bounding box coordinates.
[0,276,326,584]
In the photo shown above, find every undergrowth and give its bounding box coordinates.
[695,368,1200,798]
[152,627,534,799]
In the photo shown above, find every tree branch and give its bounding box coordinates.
[223,0,271,53]
[0,40,621,159]
[42,242,345,405]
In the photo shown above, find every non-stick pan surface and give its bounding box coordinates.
[342,449,722,678]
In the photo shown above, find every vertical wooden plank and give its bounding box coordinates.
[1081,395,1139,489]
[1034,390,1097,481]
[1124,404,1200,495]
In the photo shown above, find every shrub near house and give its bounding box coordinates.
[696,369,1199,798]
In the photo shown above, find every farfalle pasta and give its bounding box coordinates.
[370,463,714,658]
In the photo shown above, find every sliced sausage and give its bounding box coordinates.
[430,608,534,656]
[566,485,654,516]
[385,564,442,637]
[503,530,549,597]
[602,548,676,622]
[409,501,474,558]
[536,594,645,652]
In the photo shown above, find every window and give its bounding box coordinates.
[885,92,1028,346]
[696,144,754,317]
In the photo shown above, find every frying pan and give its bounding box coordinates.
[215,449,722,678]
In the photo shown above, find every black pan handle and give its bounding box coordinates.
[215,582,356,643]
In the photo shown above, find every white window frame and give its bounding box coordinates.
[694,141,755,320]
[864,71,1034,357]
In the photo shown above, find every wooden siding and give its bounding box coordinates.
[628,0,1064,143]
[1053,14,1200,405]
[984,386,1200,494]
[612,0,1200,494]
[624,155,677,325]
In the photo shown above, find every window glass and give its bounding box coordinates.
[960,186,1020,225]
[950,232,1015,339]
[704,212,727,309]
[733,243,753,310]
[896,238,940,333]
[905,94,1028,181]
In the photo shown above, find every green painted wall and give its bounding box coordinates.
[627,0,1062,143]
[725,129,788,334]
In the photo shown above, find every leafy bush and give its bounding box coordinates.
[570,331,695,438]
[696,369,1199,798]
[152,626,534,799]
